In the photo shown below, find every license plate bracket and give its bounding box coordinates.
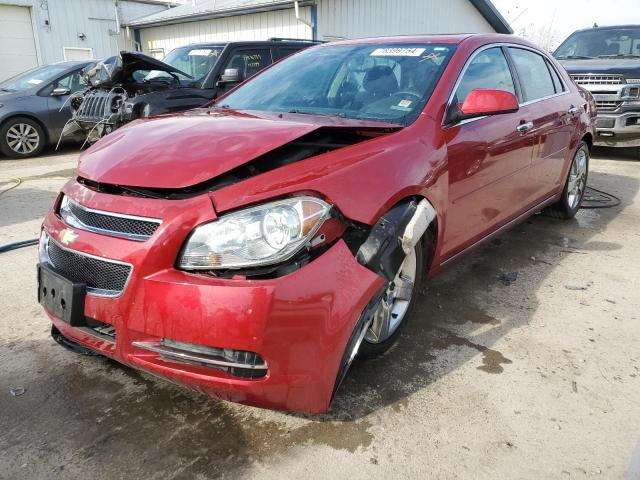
[38,263,86,326]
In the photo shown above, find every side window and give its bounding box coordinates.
[55,70,87,94]
[222,49,273,81]
[454,47,516,104]
[508,48,556,101]
[546,59,566,94]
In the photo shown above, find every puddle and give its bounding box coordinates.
[432,331,512,374]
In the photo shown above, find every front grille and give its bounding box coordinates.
[571,74,625,85]
[75,90,112,122]
[595,100,622,112]
[64,197,160,241]
[47,239,132,296]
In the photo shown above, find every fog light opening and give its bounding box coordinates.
[132,339,267,379]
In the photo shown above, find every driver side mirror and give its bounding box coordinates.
[448,89,519,124]
[51,87,71,96]
[218,68,243,86]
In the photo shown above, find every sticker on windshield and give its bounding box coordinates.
[27,79,43,85]
[370,48,426,57]
[391,99,413,112]
[188,49,217,56]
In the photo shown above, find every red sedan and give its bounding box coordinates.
[38,34,595,413]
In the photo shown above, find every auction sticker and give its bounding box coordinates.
[370,48,426,57]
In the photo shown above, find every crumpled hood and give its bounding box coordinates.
[559,58,640,78]
[77,109,394,189]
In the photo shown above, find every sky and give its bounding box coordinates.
[492,0,640,50]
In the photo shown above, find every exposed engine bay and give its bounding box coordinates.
[60,51,212,145]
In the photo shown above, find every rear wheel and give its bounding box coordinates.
[0,117,45,159]
[542,141,589,219]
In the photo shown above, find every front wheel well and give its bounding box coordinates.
[582,132,593,154]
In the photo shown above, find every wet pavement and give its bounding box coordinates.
[1,146,639,479]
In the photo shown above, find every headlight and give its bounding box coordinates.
[621,85,640,100]
[179,196,331,270]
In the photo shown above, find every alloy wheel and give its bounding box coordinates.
[365,247,417,344]
[6,123,40,155]
[567,148,588,209]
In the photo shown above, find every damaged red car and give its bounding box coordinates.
[38,34,595,413]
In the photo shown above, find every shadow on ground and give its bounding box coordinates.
[1,161,637,479]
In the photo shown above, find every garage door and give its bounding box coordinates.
[0,5,39,82]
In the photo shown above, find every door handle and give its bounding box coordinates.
[568,106,581,115]
[516,121,533,133]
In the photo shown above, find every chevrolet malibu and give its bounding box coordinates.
[38,34,596,413]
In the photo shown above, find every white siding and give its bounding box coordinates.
[317,0,495,40]
[139,7,312,55]
[0,0,169,66]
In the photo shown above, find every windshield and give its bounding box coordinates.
[0,64,70,92]
[555,28,640,59]
[218,43,455,125]
[144,46,224,85]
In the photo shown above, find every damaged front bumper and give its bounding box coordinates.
[40,182,384,413]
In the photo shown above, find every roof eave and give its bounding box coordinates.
[468,0,512,34]
[126,0,314,28]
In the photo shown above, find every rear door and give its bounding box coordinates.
[507,47,575,199]
[442,46,535,258]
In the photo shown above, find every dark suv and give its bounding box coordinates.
[65,39,317,143]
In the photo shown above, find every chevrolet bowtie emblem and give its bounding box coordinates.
[58,228,79,246]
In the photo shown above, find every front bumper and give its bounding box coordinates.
[41,181,384,413]
[595,111,640,147]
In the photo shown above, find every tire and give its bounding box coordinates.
[0,117,46,159]
[542,141,589,219]
[331,235,429,402]
[358,239,425,358]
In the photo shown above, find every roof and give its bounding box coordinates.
[571,24,640,33]
[127,0,511,34]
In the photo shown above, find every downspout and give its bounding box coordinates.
[294,0,314,38]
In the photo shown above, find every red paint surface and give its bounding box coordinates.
[42,34,595,413]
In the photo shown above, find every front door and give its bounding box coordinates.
[442,46,535,258]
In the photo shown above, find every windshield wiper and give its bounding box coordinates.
[596,54,640,58]
[0,88,13,92]
[287,109,346,118]
[556,55,594,60]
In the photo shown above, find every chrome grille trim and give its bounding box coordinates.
[42,233,133,297]
[595,100,622,112]
[62,196,161,242]
[571,74,625,85]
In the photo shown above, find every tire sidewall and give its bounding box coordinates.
[561,141,590,217]
[0,117,46,159]
[358,239,425,359]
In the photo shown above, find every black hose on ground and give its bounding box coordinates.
[0,239,39,254]
[581,186,622,209]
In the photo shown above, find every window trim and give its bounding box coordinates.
[443,43,570,127]
[506,46,561,103]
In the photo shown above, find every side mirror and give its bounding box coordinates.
[51,87,71,96]
[447,89,519,125]
[219,68,242,85]
[458,89,519,119]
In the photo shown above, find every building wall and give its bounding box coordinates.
[0,0,169,66]
[139,6,312,56]
[316,0,495,40]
